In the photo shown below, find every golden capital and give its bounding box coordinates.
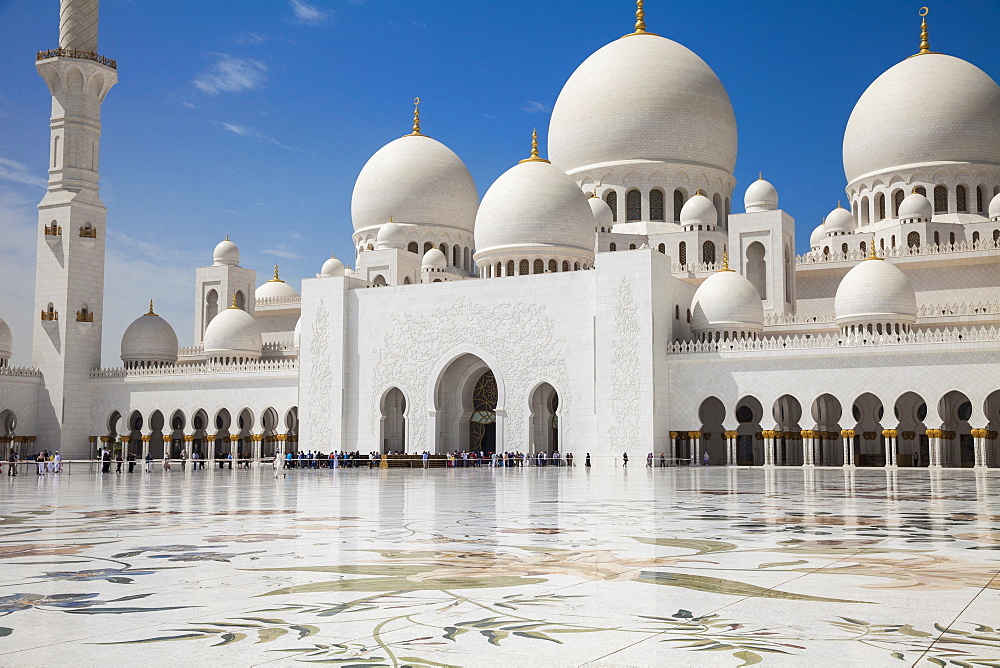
[841,429,855,438]
[229,435,240,442]
[669,431,678,439]
[926,429,943,438]
[183,435,194,442]
[688,431,702,439]
[882,429,898,438]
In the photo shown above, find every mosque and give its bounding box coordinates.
[1,0,999,468]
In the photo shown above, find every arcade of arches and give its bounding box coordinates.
[670,391,1000,468]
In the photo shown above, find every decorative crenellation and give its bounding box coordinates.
[797,238,1000,266]
[255,295,302,307]
[90,358,298,378]
[36,48,116,69]
[667,325,1000,354]
[0,366,43,378]
[764,311,836,326]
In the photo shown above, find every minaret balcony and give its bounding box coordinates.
[36,48,117,70]
[44,224,62,236]
[76,310,94,323]
[79,226,97,239]
[40,310,59,322]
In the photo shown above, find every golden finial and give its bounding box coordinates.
[623,0,658,38]
[147,299,156,316]
[518,128,550,164]
[588,187,598,199]
[910,7,938,57]
[866,234,880,261]
[758,171,763,180]
[269,264,283,282]
[388,215,393,223]
[409,97,422,136]
[719,251,733,272]
[230,293,239,308]
[911,186,919,194]
[696,188,704,196]
[225,234,230,241]
[837,200,842,209]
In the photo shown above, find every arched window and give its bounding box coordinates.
[675,305,679,319]
[907,231,920,248]
[949,232,955,245]
[495,261,501,277]
[439,243,448,262]
[506,260,514,276]
[977,186,985,213]
[783,245,792,303]
[823,246,830,255]
[649,189,664,221]
[548,259,557,272]
[605,191,617,222]
[678,241,687,265]
[702,240,716,263]
[933,231,940,246]
[686,309,691,323]
[407,242,418,254]
[562,260,569,272]
[625,189,641,221]
[956,185,967,213]
[629,243,636,250]
[403,276,412,284]
[424,242,433,254]
[673,189,684,222]
[880,237,885,250]
[609,242,617,252]
[372,274,386,287]
[914,185,926,197]
[519,259,530,275]
[994,229,1000,242]
[746,242,766,299]
[876,193,885,220]
[860,196,870,226]
[574,262,581,271]
[860,241,866,256]
[973,231,980,243]
[893,189,904,217]
[713,193,723,227]
[235,291,246,310]
[533,259,544,274]
[464,247,470,270]
[841,243,848,254]
[891,235,896,247]
[933,185,947,213]
[658,243,665,254]
[453,245,460,266]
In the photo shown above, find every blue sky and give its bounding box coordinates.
[0,0,998,365]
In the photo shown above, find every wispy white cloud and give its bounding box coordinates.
[180,100,196,109]
[235,32,267,45]
[0,188,40,365]
[290,0,331,25]
[193,54,268,95]
[523,100,550,114]
[0,157,46,188]
[263,247,304,260]
[288,230,304,240]
[217,122,294,150]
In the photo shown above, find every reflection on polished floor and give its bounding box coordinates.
[1,466,998,666]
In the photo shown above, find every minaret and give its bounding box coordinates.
[32,0,117,457]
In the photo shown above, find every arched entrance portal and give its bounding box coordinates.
[529,382,558,454]
[380,388,407,454]
[470,371,498,454]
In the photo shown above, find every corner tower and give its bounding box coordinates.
[32,0,117,456]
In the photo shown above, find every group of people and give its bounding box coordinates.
[3,449,62,475]
[285,450,380,469]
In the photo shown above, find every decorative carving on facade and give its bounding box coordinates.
[608,279,640,451]
[307,299,333,446]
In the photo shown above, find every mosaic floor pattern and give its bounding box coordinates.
[1,465,999,666]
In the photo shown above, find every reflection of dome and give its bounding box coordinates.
[843,53,1000,183]
[351,135,478,234]
[689,260,764,341]
[120,302,178,367]
[204,300,263,361]
[810,223,826,249]
[835,255,917,334]
[320,254,345,277]
[989,192,1000,220]
[824,204,854,235]
[744,176,778,212]
[213,236,240,266]
[255,266,299,301]
[422,248,447,269]
[898,191,932,221]
[474,138,595,267]
[588,194,614,228]
[680,191,717,228]
[376,220,405,249]
[549,33,737,175]
[0,316,12,362]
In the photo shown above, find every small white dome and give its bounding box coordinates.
[255,266,300,301]
[320,254,345,277]
[824,205,854,235]
[344,267,355,277]
[422,248,447,269]
[810,223,826,249]
[293,317,302,348]
[351,134,479,234]
[0,316,12,360]
[204,303,263,360]
[898,191,933,220]
[213,237,240,266]
[989,192,1000,219]
[680,192,718,227]
[588,195,614,228]
[376,221,405,249]
[120,304,178,365]
[474,155,595,263]
[689,267,764,337]
[744,176,778,212]
[835,257,917,331]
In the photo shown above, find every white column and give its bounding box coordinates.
[927,430,943,468]
[668,431,678,466]
[802,431,814,467]
[883,430,897,468]
[763,430,775,467]
[725,431,737,466]
[972,429,986,469]
[689,432,701,467]
[841,430,855,467]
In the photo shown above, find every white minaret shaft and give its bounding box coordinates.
[32,0,117,457]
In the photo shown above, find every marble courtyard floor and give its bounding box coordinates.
[1,465,999,667]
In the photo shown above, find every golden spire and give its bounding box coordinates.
[910,7,938,57]
[758,171,763,180]
[147,299,156,316]
[623,0,658,38]
[518,128,550,164]
[696,187,705,196]
[231,293,239,308]
[269,264,284,282]
[719,251,733,272]
[409,97,422,136]
[225,234,230,241]
[588,187,598,199]
[865,234,880,261]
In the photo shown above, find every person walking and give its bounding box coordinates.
[101,447,111,473]
[703,451,710,467]
[567,452,574,467]
[585,453,591,467]
[8,449,18,476]
[162,455,171,472]
[622,452,629,467]
[273,454,284,478]
[646,452,653,467]
[659,452,666,467]
[54,451,61,473]
[115,451,123,473]
[127,450,135,473]
[179,449,186,471]
[36,452,45,475]
[144,452,153,473]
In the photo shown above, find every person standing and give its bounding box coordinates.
[659,452,666,467]
[703,451,709,467]
[144,452,153,473]
[646,452,653,467]
[54,451,61,473]
[115,450,123,473]
[36,452,45,475]
[622,452,629,467]
[567,452,574,467]
[101,447,111,473]
[126,450,135,473]
[8,449,18,476]
[179,449,186,471]
[585,453,591,467]
[162,455,171,472]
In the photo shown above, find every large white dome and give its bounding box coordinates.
[204,304,263,360]
[0,316,12,361]
[256,266,300,301]
[120,305,178,366]
[474,157,595,261]
[351,134,479,234]
[689,267,764,338]
[843,54,1000,184]
[549,34,737,175]
[809,223,826,249]
[835,257,917,331]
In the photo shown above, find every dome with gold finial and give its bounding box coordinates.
[319,253,345,277]
[679,190,718,229]
[213,235,240,266]
[744,173,778,212]
[688,253,764,342]
[835,244,917,335]
[203,294,263,362]
[824,203,855,236]
[255,265,300,301]
[120,300,179,368]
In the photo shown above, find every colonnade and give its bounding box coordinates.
[92,432,299,463]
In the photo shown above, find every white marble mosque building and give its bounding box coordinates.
[2,0,999,469]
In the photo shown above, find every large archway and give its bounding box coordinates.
[772,394,802,466]
[380,388,407,454]
[148,410,165,459]
[893,392,928,467]
[433,353,502,454]
[734,395,763,466]
[937,390,973,467]
[810,393,842,466]
[529,382,559,454]
[851,393,885,467]
[698,396,726,465]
